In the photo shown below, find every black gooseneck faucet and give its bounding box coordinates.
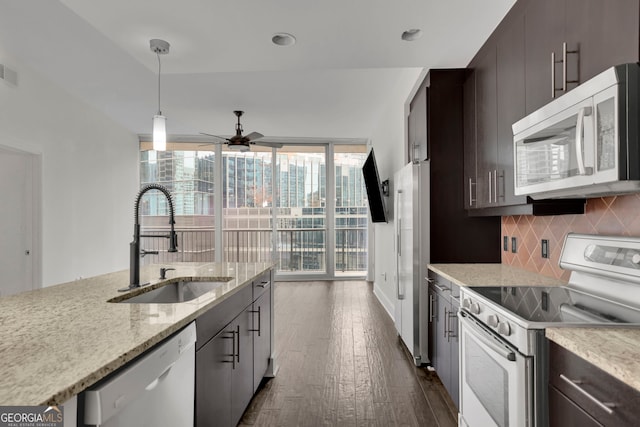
[129,184,178,288]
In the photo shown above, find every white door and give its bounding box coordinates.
[394,164,414,354]
[0,146,35,296]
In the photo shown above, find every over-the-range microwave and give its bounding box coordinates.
[513,63,640,199]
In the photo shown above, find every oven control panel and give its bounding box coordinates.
[460,290,532,354]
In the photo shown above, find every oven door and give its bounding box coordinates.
[459,311,533,427]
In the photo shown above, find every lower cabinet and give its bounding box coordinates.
[196,326,234,427]
[252,286,271,392]
[428,271,460,408]
[548,340,640,426]
[195,269,274,427]
[196,306,254,427]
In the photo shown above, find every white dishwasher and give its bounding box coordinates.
[83,322,196,427]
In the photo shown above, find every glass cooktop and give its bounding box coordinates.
[468,285,634,324]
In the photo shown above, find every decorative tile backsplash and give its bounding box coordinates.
[501,194,640,282]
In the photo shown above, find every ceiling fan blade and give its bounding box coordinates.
[200,132,230,142]
[253,141,284,148]
[244,131,264,141]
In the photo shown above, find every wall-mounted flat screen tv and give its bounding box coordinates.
[362,149,388,223]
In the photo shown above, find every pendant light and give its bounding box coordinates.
[150,39,170,151]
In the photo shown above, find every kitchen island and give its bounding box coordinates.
[0,262,274,406]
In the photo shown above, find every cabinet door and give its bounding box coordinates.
[408,85,428,162]
[474,46,498,208]
[565,0,639,83]
[252,289,272,392]
[496,8,527,207]
[449,297,460,409]
[433,291,451,389]
[463,71,477,210]
[195,328,234,427]
[231,307,255,426]
[524,0,565,114]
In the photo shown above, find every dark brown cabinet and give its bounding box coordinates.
[525,0,640,114]
[408,84,428,163]
[463,0,638,215]
[409,69,500,262]
[496,11,527,207]
[474,46,498,209]
[549,340,640,427]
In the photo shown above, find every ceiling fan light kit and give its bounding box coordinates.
[150,38,170,151]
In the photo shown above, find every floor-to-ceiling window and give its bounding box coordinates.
[275,145,327,275]
[334,145,368,276]
[139,141,368,278]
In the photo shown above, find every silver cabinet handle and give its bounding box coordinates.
[433,283,450,293]
[222,330,236,369]
[562,42,579,91]
[559,374,615,415]
[562,42,568,92]
[429,295,435,322]
[444,306,449,338]
[493,170,498,203]
[468,178,476,207]
[575,106,592,176]
[249,306,262,336]
[235,325,240,364]
[488,170,492,203]
[551,51,557,98]
[257,280,270,288]
[447,310,458,339]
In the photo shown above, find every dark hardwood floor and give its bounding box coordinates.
[239,281,458,426]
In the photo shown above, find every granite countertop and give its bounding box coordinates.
[428,263,566,288]
[546,327,640,391]
[0,262,273,406]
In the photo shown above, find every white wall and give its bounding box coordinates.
[369,68,424,318]
[0,50,138,287]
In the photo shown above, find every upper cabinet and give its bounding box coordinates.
[525,0,640,113]
[407,84,428,163]
[464,0,639,215]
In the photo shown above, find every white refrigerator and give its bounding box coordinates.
[394,161,430,365]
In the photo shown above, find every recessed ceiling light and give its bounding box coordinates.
[272,33,296,46]
[401,29,423,41]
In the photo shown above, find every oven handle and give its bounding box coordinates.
[459,311,516,362]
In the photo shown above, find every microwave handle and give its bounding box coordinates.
[575,106,592,176]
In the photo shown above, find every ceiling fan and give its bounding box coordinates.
[200,110,282,151]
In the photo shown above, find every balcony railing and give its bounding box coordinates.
[140,227,366,274]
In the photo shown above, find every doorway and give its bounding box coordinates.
[0,145,40,296]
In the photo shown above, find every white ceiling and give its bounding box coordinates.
[0,0,516,142]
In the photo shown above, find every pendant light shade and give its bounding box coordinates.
[150,39,170,151]
[153,114,166,151]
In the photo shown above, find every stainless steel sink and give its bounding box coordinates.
[117,281,227,303]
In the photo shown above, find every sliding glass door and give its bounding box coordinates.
[139,141,368,279]
[275,145,327,275]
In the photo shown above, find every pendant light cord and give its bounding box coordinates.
[157,52,162,115]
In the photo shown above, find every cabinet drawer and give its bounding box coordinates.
[253,271,271,300]
[195,284,252,351]
[549,341,640,425]
[549,385,600,427]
